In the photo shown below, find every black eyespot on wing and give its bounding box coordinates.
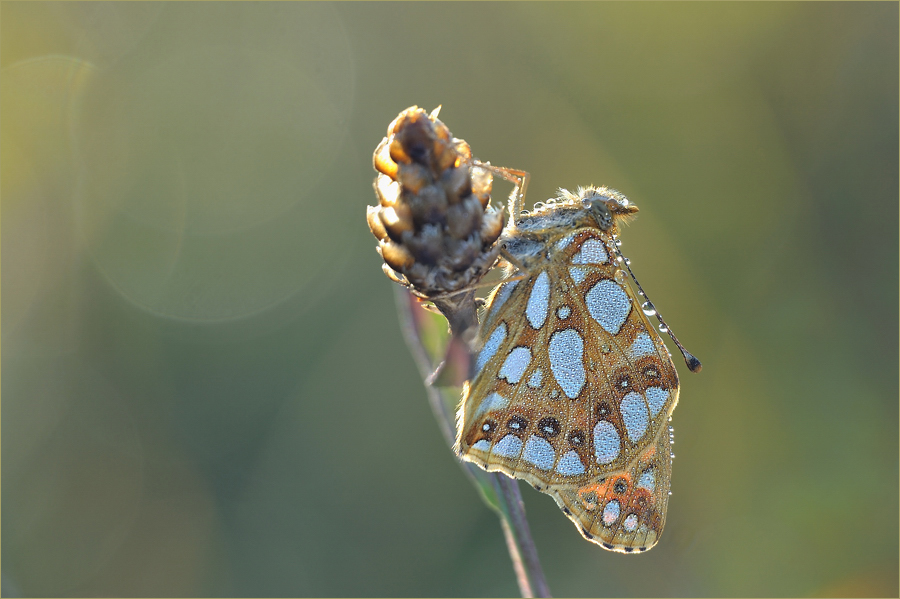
[642,364,661,382]
[537,417,561,438]
[614,479,628,494]
[614,373,632,394]
[507,415,528,433]
[636,355,676,390]
[567,429,586,447]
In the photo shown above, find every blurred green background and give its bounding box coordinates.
[2,2,897,597]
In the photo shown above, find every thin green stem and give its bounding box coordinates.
[395,287,551,598]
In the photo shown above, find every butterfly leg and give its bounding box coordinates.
[471,161,530,224]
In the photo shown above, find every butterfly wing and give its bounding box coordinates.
[547,420,674,553]
[456,270,587,492]
[456,229,679,497]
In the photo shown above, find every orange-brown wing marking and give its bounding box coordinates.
[547,422,673,553]
[458,228,679,491]
[551,230,679,472]
[458,266,594,489]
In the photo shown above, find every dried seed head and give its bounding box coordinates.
[368,106,502,299]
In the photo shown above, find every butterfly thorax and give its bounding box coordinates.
[502,186,639,270]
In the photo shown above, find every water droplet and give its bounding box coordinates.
[624,258,631,266]
[668,491,673,496]
[616,255,624,263]
[600,343,611,354]
[641,301,656,316]
[614,238,622,247]
[614,270,627,284]
[658,324,668,333]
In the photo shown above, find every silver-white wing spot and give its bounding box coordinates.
[586,279,631,335]
[472,439,491,452]
[637,469,655,492]
[555,450,586,476]
[526,272,550,329]
[593,420,621,464]
[623,513,639,532]
[498,347,531,384]
[548,329,585,399]
[476,323,506,373]
[492,434,523,458]
[602,499,621,525]
[527,368,543,389]
[474,392,509,420]
[630,332,656,358]
[556,233,577,251]
[522,436,555,470]
[569,266,588,285]
[572,238,608,264]
[489,280,519,314]
[645,387,669,417]
[620,392,650,442]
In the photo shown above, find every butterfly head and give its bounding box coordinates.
[575,186,639,231]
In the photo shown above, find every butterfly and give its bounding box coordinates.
[455,183,699,553]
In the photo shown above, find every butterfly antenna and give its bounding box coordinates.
[613,239,702,373]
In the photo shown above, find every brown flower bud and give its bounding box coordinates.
[366,106,505,299]
[366,205,388,241]
[379,240,415,272]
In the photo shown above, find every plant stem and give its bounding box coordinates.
[395,287,552,598]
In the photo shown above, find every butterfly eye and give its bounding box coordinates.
[537,417,561,438]
[588,200,613,230]
[507,415,528,432]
